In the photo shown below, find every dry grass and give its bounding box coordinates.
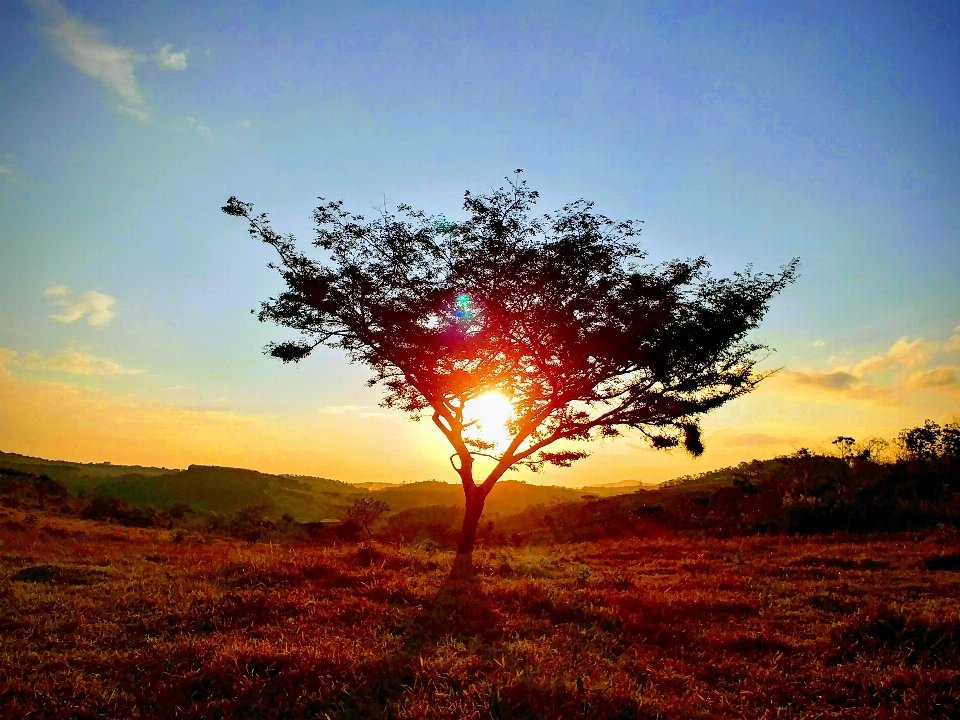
[1,506,958,719]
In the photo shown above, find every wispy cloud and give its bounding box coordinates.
[186,116,213,141]
[779,370,861,392]
[0,348,18,369]
[47,287,116,326]
[318,404,392,418]
[0,366,436,481]
[944,327,960,353]
[772,328,960,404]
[0,154,30,187]
[156,44,187,70]
[319,405,368,414]
[3,347,142,375]
[27,0,149,119]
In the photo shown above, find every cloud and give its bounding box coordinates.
[851,354,894,377]
[117,105,151,121]
[239,118,251,130]
[905,365,959,390]
[0,348,18,369]
[0,366,442,482]
[769,369,899,406]
[319,405,368,414]
[27,0,149,119]
[813,339,826,348]
[887,337,932,368]
[769,325,960,407]
[944,330,960,354]
[10,348,142,375]
[156,44,187,70]
[48,288,116,326]
[780,370,860,391]
[850,336,935,377]
[0,154,30,187]
[318,404,392,418]
[185,116,214,141]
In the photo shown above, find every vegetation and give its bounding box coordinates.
[2,499,958,718]
[0,453,635,526]
[224,173,797,553]
[348,497,392,537]
[1,418,957,545]
[0,419,958,716]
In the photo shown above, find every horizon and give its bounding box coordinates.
[0,446,659,489]
[2,1,959,486]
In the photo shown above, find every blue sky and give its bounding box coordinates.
[1,0,959,484]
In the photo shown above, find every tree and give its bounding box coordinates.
[898,419,960,461]
[832,436,856,462]
[224,172,797,555]
[347,497,391,538]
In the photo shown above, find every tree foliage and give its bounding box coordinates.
[224,172,797,553]
[898,419,960,462]
[347,497,391,538]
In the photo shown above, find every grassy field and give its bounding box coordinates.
[1,506,959,719]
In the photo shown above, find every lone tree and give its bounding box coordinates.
[347,497,391,538]
[224,172,797,555]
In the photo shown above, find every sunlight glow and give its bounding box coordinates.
[463,392,513,448]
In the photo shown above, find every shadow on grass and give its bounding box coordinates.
[324,553,504,718]
[414,553,500,641]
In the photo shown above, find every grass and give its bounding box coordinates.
[1,506,959,719]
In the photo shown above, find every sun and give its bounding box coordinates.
[463,392,513,447]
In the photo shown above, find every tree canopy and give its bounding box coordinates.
[224,172,797,554]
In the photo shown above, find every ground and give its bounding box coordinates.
[1,506,958,719]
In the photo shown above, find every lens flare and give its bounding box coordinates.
[453,293,475,321]
[463,392,513,447]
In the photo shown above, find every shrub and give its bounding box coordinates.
[81,495,157,527]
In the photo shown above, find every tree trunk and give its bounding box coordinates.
[456,489,487,556]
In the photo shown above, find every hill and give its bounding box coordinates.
[0,450,174,491]
[0,451,641,523]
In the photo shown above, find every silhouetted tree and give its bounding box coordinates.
[347,497,391,537]
[832,436,856,462]
[898,419,960,461]
[224,172,797,555]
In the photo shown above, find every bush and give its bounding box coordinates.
[81,495,157,527]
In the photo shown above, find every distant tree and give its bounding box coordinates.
[224,172,797,555]
[832,436,856,462]
[347,497,391,538]
[853,437,888,462]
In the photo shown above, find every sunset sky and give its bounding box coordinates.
[1,0,959,486]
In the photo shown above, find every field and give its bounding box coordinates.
[2,506,959,719]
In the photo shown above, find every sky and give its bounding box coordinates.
[1,0,959,486]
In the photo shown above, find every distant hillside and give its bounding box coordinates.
[659,461,783,490]
[0,452,641,522]
[0,451,174,491]
[90,465,367,521]
[368,479,626,517]
[584,479,661,490]
[351,481,405,491]
[0,453,366,522]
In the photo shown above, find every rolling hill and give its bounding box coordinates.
[0,451,641,522]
